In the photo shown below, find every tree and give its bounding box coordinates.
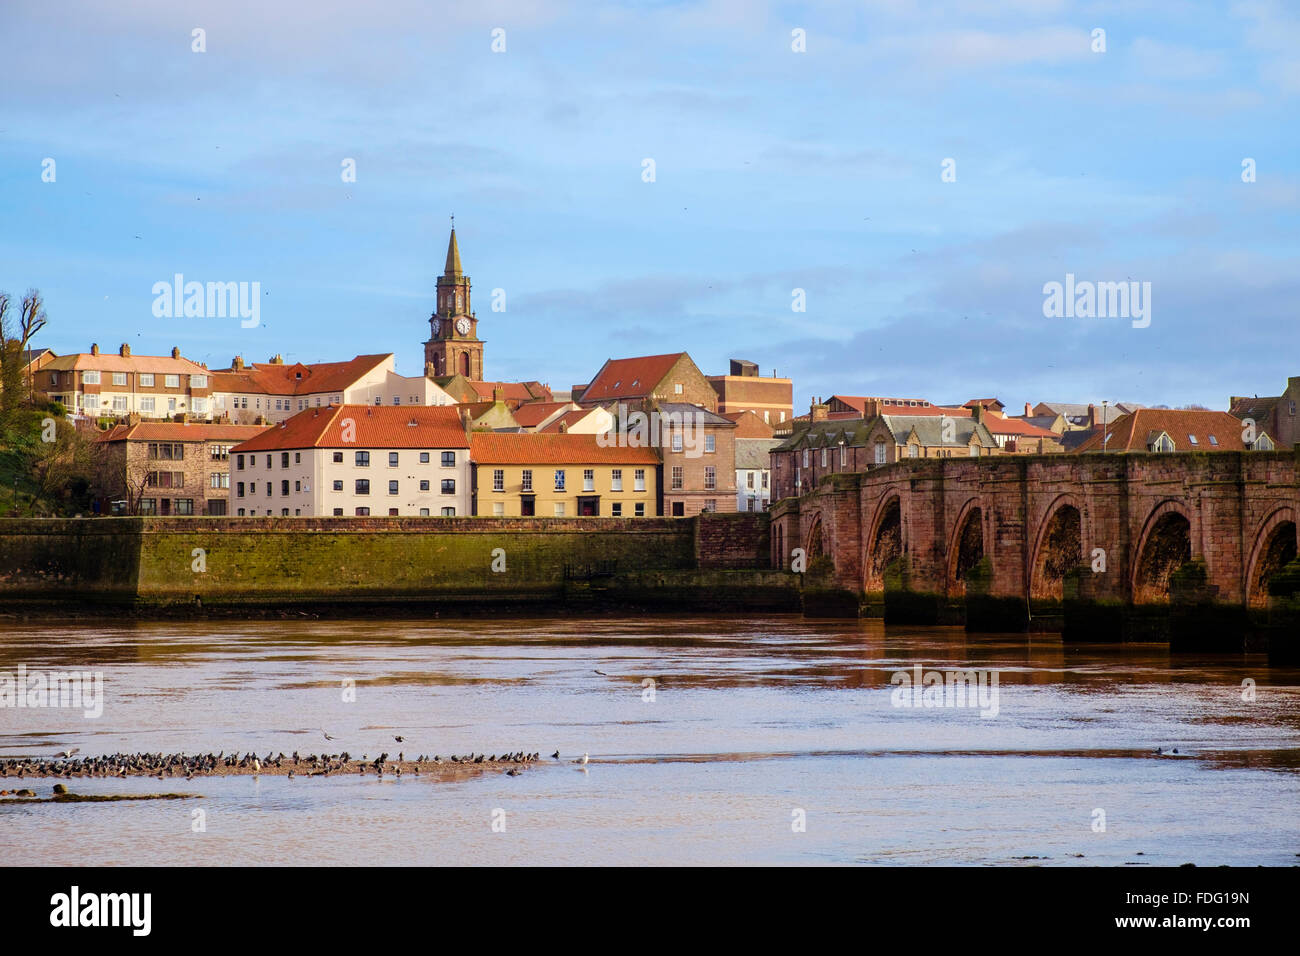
[18,290,47,403]
[0,288,49,411]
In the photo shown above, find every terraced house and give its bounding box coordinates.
[39,344,214,420]
[228,404,470,516]
[469,433,659,517]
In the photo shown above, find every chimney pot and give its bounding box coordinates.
[1024,402,1032,417]
[171,346,180,360]
[91,343,100,355]
[120,343,131,357]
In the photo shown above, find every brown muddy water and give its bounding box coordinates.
[1,616,1297,865]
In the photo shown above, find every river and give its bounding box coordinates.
[2,615,1298,865]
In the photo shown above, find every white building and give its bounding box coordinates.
[211,353,456,425]
[735,438,778,512]
[229,404,471,517]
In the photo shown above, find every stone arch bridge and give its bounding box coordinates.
[770,451,1300,649]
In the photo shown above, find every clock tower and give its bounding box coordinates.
[423,222,484,379]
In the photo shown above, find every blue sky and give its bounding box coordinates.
[2,0,1296,412]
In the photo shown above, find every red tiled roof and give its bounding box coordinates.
[470,432,659,465]
[983,412,1058,438]
[1074,409,1248,453]
[231,404,468,452]
[47,353,207,374]
[510,401,573,427]
[96,423,271,443]
[538,409,601,433]
[468,381,544,402]
[210,354,390,397]
[579,353,687,403]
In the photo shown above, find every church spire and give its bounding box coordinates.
[444,220,462,277]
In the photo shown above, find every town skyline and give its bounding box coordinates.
[3,1,1297,414]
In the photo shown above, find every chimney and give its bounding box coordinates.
[559,420,568,433]
[119,343,131,358]
[270,354,284,365]
[171,346,181,360]
[1086,403,1096,428]
[425,362,436,378]
[1024,402,1032,417]
[91,343,100,356]
[811,399,829,422]
[972,403,985,424]
[493,386,505,403]
[862,399,880,419]
[232,355,244,370]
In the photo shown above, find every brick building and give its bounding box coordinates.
[1073,408,1271,453]
[95,421,270,515]
[575,352,718,411]
[1229,376,1299,450]
[40,344,214,420]
[707,359,793,426]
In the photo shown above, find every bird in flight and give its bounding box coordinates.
[393,736,404,743]
[321,729,336,741]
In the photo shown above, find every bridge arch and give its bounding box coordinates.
[864,492,904,589]
[1246,507,1298,608]
[1132,500,1194,603]
[946,498,986,595]
[806,512,825,560]
[1031,495,1084,601]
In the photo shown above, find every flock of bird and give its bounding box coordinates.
[1,740,591,780]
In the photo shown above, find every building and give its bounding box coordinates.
[433,375,550,406]
[469,432,659,517]
[1229,377,1299,450]
[576,352,718,411]
[1073,409,1270,453]
[735,437,778,512]
[655,403,738,516]
[228,404,471,516]
[423,225,485,379]
[538,405,613,434]
[707,359,793,426]
[95,421,270,515]
[979,410,1063,453]
[210,353,452,425]
[511,401,580,432]
[39,344,214,420]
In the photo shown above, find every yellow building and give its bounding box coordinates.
[470,433,660,517]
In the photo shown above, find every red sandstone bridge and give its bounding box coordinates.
[770,451,1300,648]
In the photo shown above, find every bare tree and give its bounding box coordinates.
[19,289,47,403]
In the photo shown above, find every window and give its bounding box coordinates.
[265,482,271,496]
[747,472,754,489]
[635,502,645,517]
[611,469,622,491]
[441,479,456,495]
[521,469,533,492]
[333,508,343,516]
[165,374,180,388]
[553,503,566,517]
[611,502,623,517]
[672,432,683,452]
[419,479,430,491]
[821,448,827,467]
[190,375,207,388]
[762,472,768,489]
[112,396,128,412]
[355,479,370,495]
[705,434,715,453]
[389,452,399,467]
[634,469,645,491]
[355,507,370,516]
[355,451,370,467]
[908,444,918,459]
[294,481,301,492]
[419,508,430,516]
[174,499,194,515]
[236,482,245,498]
[138,498,157,515]
[140,373,154,387]
[210,473,229,489]
[1188,434,1198,446]
[1208,434,1218,446]
[554,470,566,491]
[140,397,156,412]
[191,397,207,414]
[294,452,301,464]
[420,452,430,464]
[493,469,504,491]
[803,450,810,468]
[374,397,381,405]
[671,466,683,490]
[147,442,184,460]
[333,452,343,463]
[332,480,343,491]
[840,445,846,467]
[704,466,716,490]
[388,480,399,495]
[82,370,100,384]
[281,452,290,468]
[212,445,231,461]
[393,397,400,405]
[583,469,594,492]
[674,383,683,394]
[441,452,456,467]
[265,455,271,468]
[795,467,800,487]
[521,497,535,516]
[281,508,290,517]
[237,508,246,516]
[112,372,127,386]
[441,507,456,516]
[1152,434,1175,452]
[704,499,716,512]
[969,446,979,457]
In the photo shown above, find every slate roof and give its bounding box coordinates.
[735,438,780,470]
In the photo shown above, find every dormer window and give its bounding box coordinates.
[1151,433,1174,452]
[1208,435,1218,446]
[1189,434,1198,446]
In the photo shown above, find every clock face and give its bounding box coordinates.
[455,317,471,336]
[431,318,441,336]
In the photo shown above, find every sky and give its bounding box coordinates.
[1,0,1297,412]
